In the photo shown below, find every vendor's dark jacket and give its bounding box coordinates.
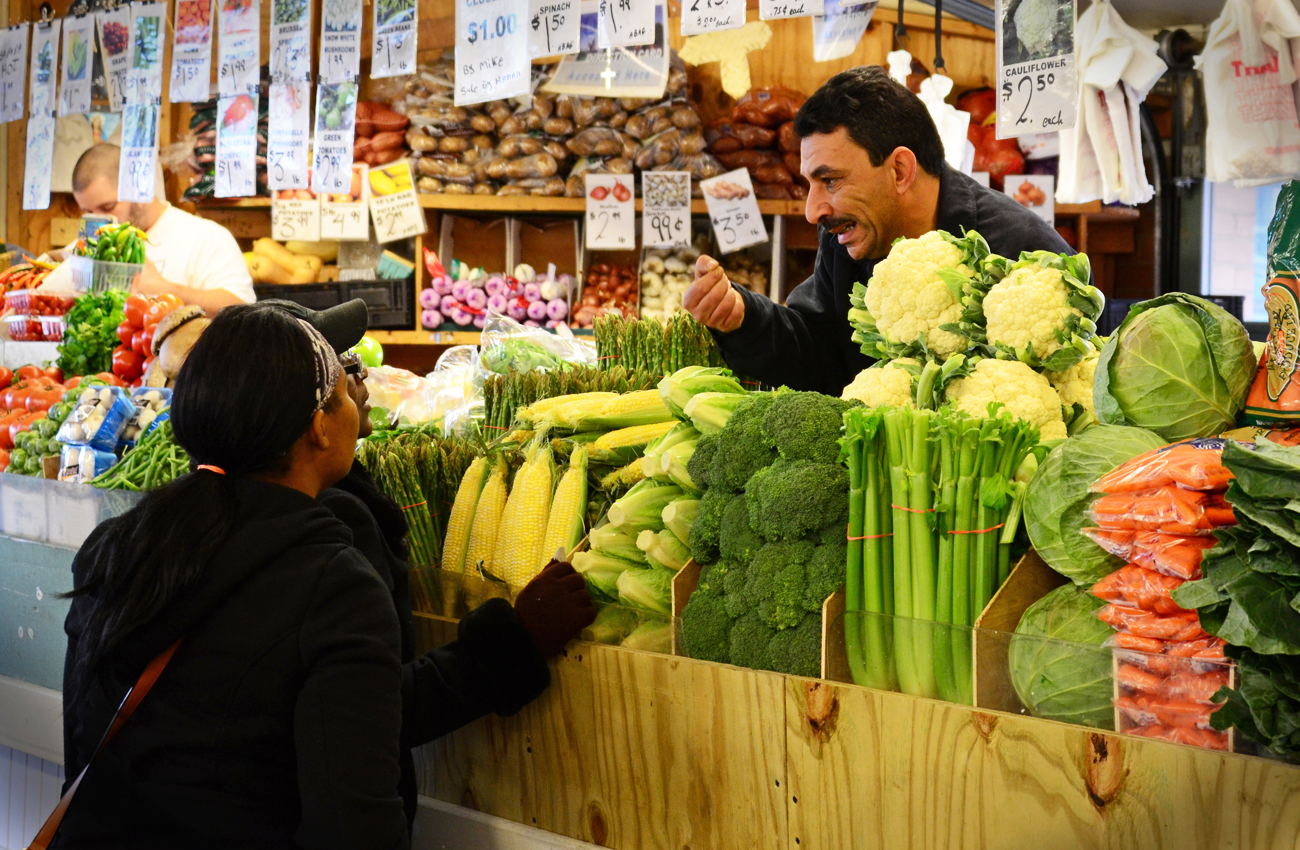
[319,461,550,825]
[716,164,1073,394]
[59,478,410,850]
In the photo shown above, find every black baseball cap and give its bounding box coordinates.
[260,298,369,355]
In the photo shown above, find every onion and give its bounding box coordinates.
[526,300,548,321]
[421,309,441,329]
[473,313,488,329]
[465,288,487,310]
[506,299,528,321]
[451,279,471,302]
[615,282,633,298]
[557,273,574,288]
[523,282,542,303]
[487,293,508,313]
[450,306,473,326]
[432,275,453,296]
[546,299,569,320]
[484,275,505,296]
[546,319,565,329]
[418,288,439,309]
[523,319,541,328]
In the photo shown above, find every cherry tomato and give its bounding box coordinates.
[15,365,41,381]
[124,294,154,329]
[117,322,139,347]
[112,346,145,382]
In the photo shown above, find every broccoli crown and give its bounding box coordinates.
[688,488,732,565]
[711,393,778,493]
[746,459,850,542]
[722,559,752,619]
[694,561,723,598]
[803,539,847,613]
[767,613,823,677]
[719,494,763,564]
[762,390,862,464]
[729,610,776,671]
[680,593,733,664]
[747,540,814,629]
[686,431,719,491]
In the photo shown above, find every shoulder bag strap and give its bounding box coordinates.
[26,639,183,850]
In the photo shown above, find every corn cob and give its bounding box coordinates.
[496,443,555,588]
[442,455,489,573]
[541,445,589,564]
[600,457,645,492]
[592,420,677,451]
[465,459,508,577]
[517,392,617,427]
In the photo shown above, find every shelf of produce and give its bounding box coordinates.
[369,329,482,346]
[196,197,808,216]
[411,611,1300,850]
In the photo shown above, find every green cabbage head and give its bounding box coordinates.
[1009,583,1115,730]
[1094,293,1257,442]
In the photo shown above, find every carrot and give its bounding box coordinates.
[1099,605,1207,641]
[1090,487,1233,534]
[1092,565,1189,615]
[1093,439,1234,494]
[1116,663,1166,695]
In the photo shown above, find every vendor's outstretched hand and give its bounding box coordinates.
[514,558,596,659]
[684,255,745,333]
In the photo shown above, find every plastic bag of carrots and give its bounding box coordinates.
[1106,633,1227,676]
[1088,487,1235,535]
[1093,565,1193,615]
[1081,529,1216,580]
[1092,438,1234,493]
[1098,604,1209,641]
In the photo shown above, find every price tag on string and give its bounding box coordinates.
[681,0,744,37]
[271,0,312,83]
[127,3,167,104]
[320,0,362,83]
[0,24,29,124]
[118,102,161,202]
[96,6,131,111]
[273,190,321,241]
[372,0,417,77]
[59,15,92,117]
[546,2,668,97]
[528,0,578,57]
[312,80,358,194]
[995,0,1077,137]
[268,80,311,189]
[700,168,766,254]
[29,21,58,117]
[760,0,821,21]
[170,0,213,103]
[454,0,530,106]
[23,114,54,211]
[368,160,426,243]
[811,0,875,62]
[320,164,370,240]
[585,173,635,249]
[215,93,259,197]
[217,31,260,96]
[597,0,653,48]
[641,171,690,248]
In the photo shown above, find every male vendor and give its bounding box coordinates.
[684,66,1070,394]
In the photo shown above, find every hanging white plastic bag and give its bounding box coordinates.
[917,73,971,172]
[1198,0,1300,186]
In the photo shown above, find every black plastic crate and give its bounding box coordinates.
[254,279,414,330]
[1096,294,1246,337]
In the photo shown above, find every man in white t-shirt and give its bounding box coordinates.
[69,144,255,312]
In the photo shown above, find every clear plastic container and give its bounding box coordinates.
[69,254,144,294]
[38,316,65,341]
[5,315,45,341]
[4,289,76,315]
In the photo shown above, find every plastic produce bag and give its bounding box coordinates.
[1082,529,1216,580]
[1092,565,1191,615]
[364,366,438,428]
[1097,604,1208,641]
[476,311,596,382]
[1091,438,1233,493]
[1088,487,1235,534]
[1198,0,1300,187]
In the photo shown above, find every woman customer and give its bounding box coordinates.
[58,305,409,850]
[264,298,596,827]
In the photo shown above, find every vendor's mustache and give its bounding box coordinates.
[819,215,857,233]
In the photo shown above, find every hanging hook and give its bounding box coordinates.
[933,0,944,72]
[894,0,909,49]
[39,2,54,23]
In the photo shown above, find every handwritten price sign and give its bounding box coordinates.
[585,173,635,250]
[96,6,131,110]
[994,0,1077,138]
[320,164,370,241]
[368,161,425,242]
[320,0,362,83]
[373,0,417,78]
[455,0,529,105]
[273,192,322,241]
[528,0,577,56]
[0,25,28,124]
[170,1,213,104]
[700,168,766,254]
[682,0,744,36]
[598,0,654,48]
[218,31,259,96]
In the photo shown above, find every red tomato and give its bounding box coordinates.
[144,294,184,330]
[112,346,145,382]
[9,411,45,447]
[117,322,138,347]
[131,329,150,358]
[140,356,155,378]
[25,386,64,412]
[0,411,23,450]
[124,294,154,329]
[65,376,82,390]
[41,367,62,383]
[2,382,29,411]
[0,368,11,390]
[96,372,126,388]
[15,365,41,381]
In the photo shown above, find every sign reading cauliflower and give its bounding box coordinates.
[848,230,992,361]
[981,251,1103,372]
[945,357,1069,441]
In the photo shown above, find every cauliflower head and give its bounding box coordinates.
[848,230,992,361]
[945,357,1068,441]
[1044,343,1099,425]
[981,250,1103,372]
[841,358,920,408]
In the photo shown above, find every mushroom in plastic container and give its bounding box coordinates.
[465,287,488,311]
[526,299,548,322]
[432,275,453,297]
[506,298,528,321]
[421,309,442,329]
[484,275,506,297]
[546,299,569,321]
[487,293,508,314]
[419,288,439,310]
[523,282,542,303]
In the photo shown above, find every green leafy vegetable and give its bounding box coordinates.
[1094,293,1257,441]
[1024,424,1166,586]
[1009,583,1115,730]
[56,290,127,377]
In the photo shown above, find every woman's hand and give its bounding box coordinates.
[513,558,597,658]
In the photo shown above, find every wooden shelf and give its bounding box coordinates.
[197,196,807,216]
[369,329,482,346]
[1056,201,1142,221]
